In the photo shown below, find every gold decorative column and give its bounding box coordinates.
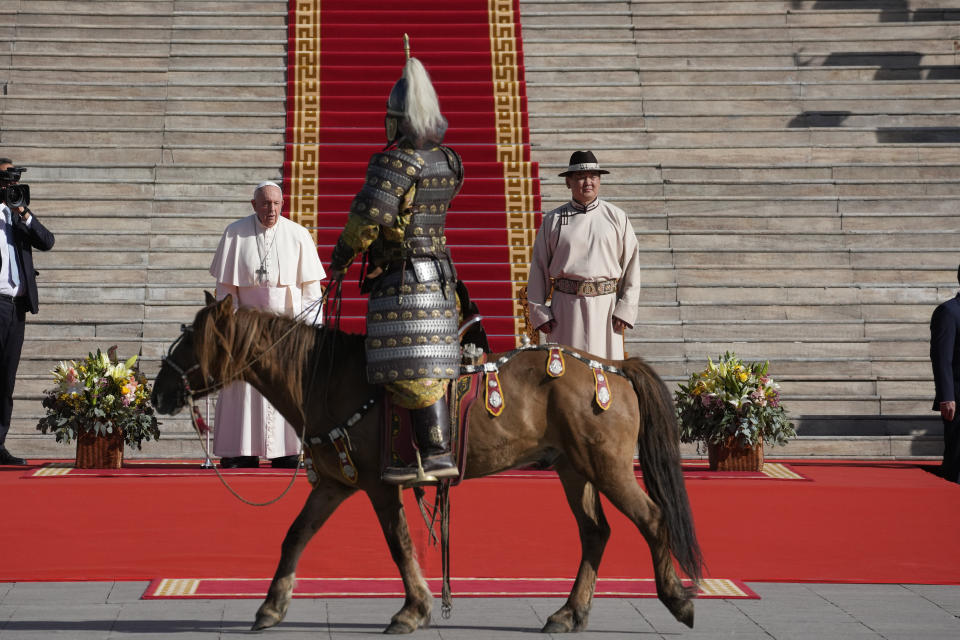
[488,0,537,344]
[287,0,322,235]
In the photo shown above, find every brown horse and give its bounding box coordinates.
[151,293,703,634]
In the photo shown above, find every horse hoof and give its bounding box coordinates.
[251,614,278,631]
[383,620,416,634]
[542,607,588,633]
[541,620,572,633]
[669,599,694,628]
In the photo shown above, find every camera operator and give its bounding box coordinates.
[0,158,55,466]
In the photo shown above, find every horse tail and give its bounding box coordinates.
[622,357,704,585]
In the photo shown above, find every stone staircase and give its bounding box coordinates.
[1,0,290,457]
[2,0,957,460]
[520,0,960,457]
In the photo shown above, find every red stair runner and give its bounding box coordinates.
[284,0,540,349]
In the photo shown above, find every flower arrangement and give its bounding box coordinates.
[36,347,161,449]
[674,351,796,449]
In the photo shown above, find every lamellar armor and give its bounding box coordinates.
[336,143,464,385]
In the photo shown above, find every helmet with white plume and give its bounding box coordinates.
[385,56,447,147]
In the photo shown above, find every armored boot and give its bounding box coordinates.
[382,401,459,485]
[412,400,459,480]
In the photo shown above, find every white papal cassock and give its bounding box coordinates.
[208,213,326,459]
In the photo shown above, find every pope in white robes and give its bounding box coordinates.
[527,151,641,360]
[208,181,326,467]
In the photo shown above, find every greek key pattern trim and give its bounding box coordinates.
[488,0,537,345]
[152,579,199,597]
[288,0,321,234]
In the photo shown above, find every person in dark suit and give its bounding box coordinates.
[929,264,960,484]
[0,158,55,465]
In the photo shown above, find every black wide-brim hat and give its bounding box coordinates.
[558,150,610,176]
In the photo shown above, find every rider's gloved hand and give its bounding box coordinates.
[329,238,355,276]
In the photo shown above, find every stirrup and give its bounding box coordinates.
[403,451,441,488]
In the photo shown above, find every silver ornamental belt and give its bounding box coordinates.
[553,277,618,297]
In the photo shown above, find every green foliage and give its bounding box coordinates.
[36,348,161,450]
[674,351,796,448]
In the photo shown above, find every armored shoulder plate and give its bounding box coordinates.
[410,146,462,211]
[440,145,464,186]
[350,148,424,227]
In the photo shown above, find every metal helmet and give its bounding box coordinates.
[384,56,447,147]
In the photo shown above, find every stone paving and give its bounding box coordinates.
[1,581,959,639]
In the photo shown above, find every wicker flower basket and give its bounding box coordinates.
[75,427,125,469]
[707,438,764,472]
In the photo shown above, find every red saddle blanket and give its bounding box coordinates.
[380,373,482,486]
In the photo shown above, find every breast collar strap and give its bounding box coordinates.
[307,395,379,449]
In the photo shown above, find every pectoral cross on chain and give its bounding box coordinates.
[253,217,276,286]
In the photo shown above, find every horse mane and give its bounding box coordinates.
[194,303,366,421]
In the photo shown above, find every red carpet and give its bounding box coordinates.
[142,576,758,600]
[284,0,540,350]
[3,460,959,586]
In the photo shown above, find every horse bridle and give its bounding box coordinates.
[164,301,311,409]
[160,285,342,506]
[162,322,306,506]
[162,324,219,405]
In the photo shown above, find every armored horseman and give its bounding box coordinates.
[328,54,463,485]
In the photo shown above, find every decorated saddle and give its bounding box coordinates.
[307,334,625,489]
[379,344,619,484]
[380,366,483,487]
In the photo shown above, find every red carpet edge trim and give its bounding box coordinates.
[20,461,811,481]
[141,576,760,599]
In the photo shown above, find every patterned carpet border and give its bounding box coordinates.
[142,576,759,600]
[21,460,808,480]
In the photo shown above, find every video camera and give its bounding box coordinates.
[0,166,30,208]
